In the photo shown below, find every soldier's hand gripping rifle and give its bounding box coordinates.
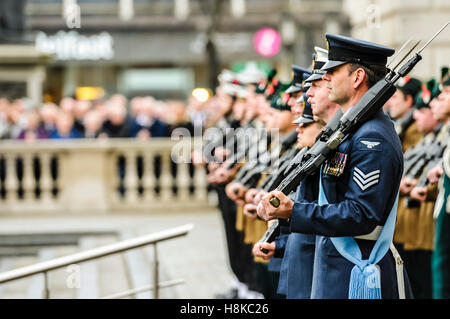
[258,192,297,254]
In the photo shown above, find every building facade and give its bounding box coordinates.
[15,0,348,103]
[343,0,450,81]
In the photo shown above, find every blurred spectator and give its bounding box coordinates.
[60,97,76,114]
[9,98,29,139]
[93,100,108,123]
[187,95,208,131]
[40,102,58,136]
[0,98,12,139]
[110,94,127,107]
[16,110,49,141]
[101,100,133,138]
[83,110,104,138]
[130,96,148,118]
[73,99,92,135]
[202,96,222,127]
[166,100,194,136]
[131,97,169,139]
[50,111,83,139]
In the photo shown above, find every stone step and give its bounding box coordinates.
[45,245,80,299]
[27,248,57,299]
[77,234,131,299]
[0,255,38,299]
[0,257,16,297]
[0,232,115,248]
[131,216,235,299]
[77,236,100,299]
[0,246,88,299]
[119,231,153,299]
[118,229,182,299]
[96,243,131,299]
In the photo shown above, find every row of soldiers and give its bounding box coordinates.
[195,32,450,299]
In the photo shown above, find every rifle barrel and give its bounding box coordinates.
[417,20,450,54]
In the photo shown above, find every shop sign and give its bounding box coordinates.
[35,31,114,61]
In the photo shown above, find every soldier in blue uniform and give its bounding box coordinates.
[257,33,413,299]
[252,96,322,298]
[304,46,341,125]
[286,65,311,96]
[276,47,340,299]
[277,100,322,299]
[261,65,311,287]
[285,65,312,121]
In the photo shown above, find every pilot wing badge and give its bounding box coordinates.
[361,140,380,149]
[353,167,380,191]
[357,138,383,151]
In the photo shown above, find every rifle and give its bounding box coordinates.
[263,146,309,192]
[406,139,446,180]
[404,139,447,208]
[224,127,272,171]
[416,157,445,188]
[403,147,427,176]
[258,220,280,253]
[203,111,243,162]
[229,130,277,187]
[242,148,301,217]
[238,130,299,189]
[394,108,415,141]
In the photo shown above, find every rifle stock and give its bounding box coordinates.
[258,219,280,254]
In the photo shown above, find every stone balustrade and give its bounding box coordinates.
[0,138,210,214]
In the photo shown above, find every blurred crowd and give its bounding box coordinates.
[0,94,215,141]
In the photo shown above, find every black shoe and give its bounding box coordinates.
[215,288,239,299]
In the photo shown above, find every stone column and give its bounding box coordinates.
[59,145,110,213]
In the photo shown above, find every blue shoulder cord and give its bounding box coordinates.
[318,167,399,299]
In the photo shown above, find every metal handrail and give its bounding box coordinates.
[0,224,194,298]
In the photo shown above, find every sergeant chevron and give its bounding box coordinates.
[353,167,380,191]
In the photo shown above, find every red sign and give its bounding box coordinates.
[253,27,282,57]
